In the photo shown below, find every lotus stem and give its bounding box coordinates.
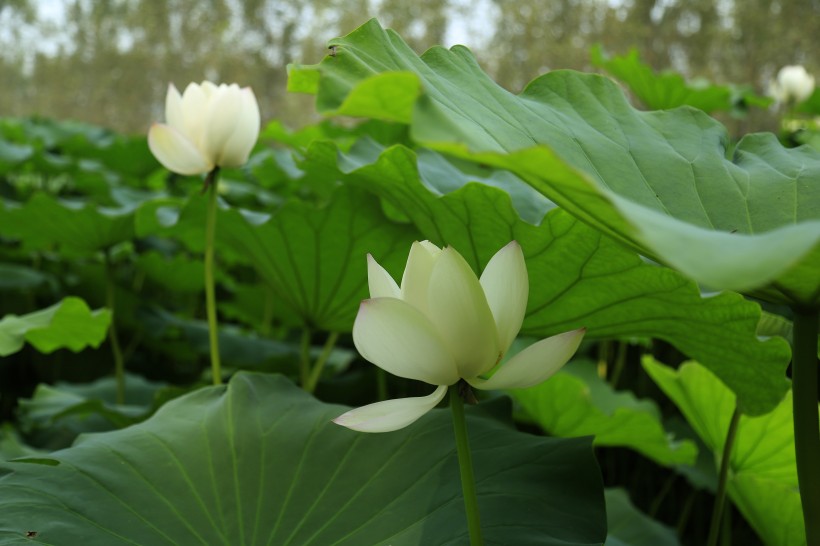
[305,331,339,393]
[204,167,222,385]
[450,382,484,546]
[104,251,126,404]
[792,307,820,545]
[706,405,741,546]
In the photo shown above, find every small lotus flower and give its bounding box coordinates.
[770,65,815,104]
[334,241,585,433]
[148,81,260,175]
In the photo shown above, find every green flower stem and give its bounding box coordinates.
[305,332,339,393]
[792,307,820,545]
[204,168,222,386]
[450,383,484,546]
[707,405,741,546]
[299,327,311,388]
[104,251,125,404]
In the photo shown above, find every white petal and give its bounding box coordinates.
[164,84,185,134]
[148,123,212,175]
[333,385,448,432]
[427,246,500,379]
[204,84,244,165]
[367,254,400,298]
[469,328,585,390]
[480,241,528,354]
[180,82,208,150]
[218,87,260,167]
[400,240,441,314]
[352,298,459,386]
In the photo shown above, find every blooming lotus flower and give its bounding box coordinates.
[770,65,815,104]
[148,81,260,175]
[334,241,585,433]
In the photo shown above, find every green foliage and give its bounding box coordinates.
[643,357,806,546]
[512,359,696,467]
[0,373,606,545]
[292,19,820,308]
[0,297,110,357]
[590,45,770,114]
[313,141,790,415]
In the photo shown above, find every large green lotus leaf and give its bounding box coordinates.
[604,488,681,546]
[642,357,807,546]
[0,297,110,357]
[512,359,696,466]
[313,142,789,415]
[136,186,418,332]
[0,192,136,255]
[0,373,605,546]
[290,20,820,306]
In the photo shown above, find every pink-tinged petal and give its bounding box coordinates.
[480,241,528,354]
[164,84,185,134]
[218,87,260,167]
[400,240,441,314]
[353,298,459,386]
[427,246,500,379]
[468,328,585,390]
[333,385,448,432]
[148,123,212,175]
[204,84,244,165]
[367,254,400,298]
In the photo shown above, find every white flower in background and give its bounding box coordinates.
[770,65,815,104]
[334,241,585,433]
[148,81,260,175]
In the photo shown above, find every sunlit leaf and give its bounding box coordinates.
[0,297,110,357]
[293,19,820,307]
[512,359,697,467]
[643,357,806,546]
[0,373,606,546]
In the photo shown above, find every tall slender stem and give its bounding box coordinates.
[104,251,125,404]
[449,383,484,546]
[305,332,339,393]
[707,405,741,546]
[792,307,820,545]
[204,168,222,386]
[299,327,311,388]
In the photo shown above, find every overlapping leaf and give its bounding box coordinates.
[136,186,418,331]
[313,141,789,414]
[0,297,110,357]
[0,373,606,546]
[512,359,696,466]
[290,19,820,306]
[643,357,806,546]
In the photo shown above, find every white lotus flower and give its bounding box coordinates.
[334,241,585,433]
[770,65,815,104]
[148,81,260,175]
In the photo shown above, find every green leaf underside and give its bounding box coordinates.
[0,373,605,546]
[293,19,820,305]
[512,359,696,466]
[313,141,789,415]
[0,297,111,357]
[643,357,806,546]
[136,185,418,332]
